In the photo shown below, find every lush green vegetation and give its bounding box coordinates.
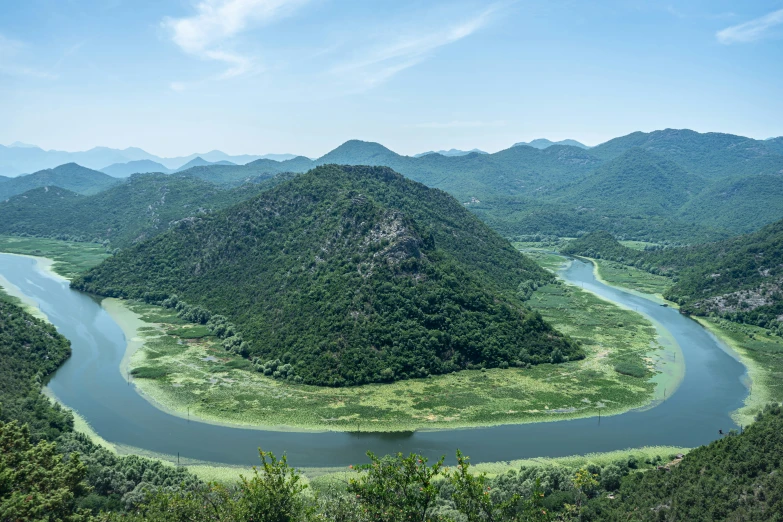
[0,236,110,279]
[585,404,783,521]
[0,172,294,248]
[563,221,783,328]
[109,269,664,431]
[74,165,581,386]
[0,163,119,200]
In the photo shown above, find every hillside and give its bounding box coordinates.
[0,163,119,200]
[678,174,783,234]
[101,159,169,177]
[0,173,290,247]
[563,223,783,328]
[73,165,581,386]
[587,404,783,521]
[589,128,783,179]
[557,148,703,215]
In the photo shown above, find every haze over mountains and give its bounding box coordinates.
[513,138,590,149]
[0,142,298,177]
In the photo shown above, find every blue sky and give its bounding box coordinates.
[0,0,781,157]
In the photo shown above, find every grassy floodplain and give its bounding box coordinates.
[111,250,675,432]
[0,235,109,279]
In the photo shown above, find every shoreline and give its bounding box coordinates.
[102,268,673,434]
[562,257,686,403]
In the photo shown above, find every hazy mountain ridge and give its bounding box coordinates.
[414,148,488,157]
[0,143,298,176]
[513,138,590,149]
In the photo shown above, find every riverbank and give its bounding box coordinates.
[583,257,780,427]
[103,259,673,433]
[0,236,109,279]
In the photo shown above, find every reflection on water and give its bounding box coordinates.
[0,253,748,467]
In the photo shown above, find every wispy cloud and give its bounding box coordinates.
[716,8,783,44]
[0,33,58,79]
[332,2,507,89]
[412,120,506,129]
[163,0,309,82]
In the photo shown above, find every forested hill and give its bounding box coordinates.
[563,222,783,328]
[0,163,119,200]
[73,165,581,386]
[0,172,291,248]
[587,404,783,521]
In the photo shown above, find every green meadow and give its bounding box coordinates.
[0,235,109,279]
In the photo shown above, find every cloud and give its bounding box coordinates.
[332,2,507,89]
[412,120,506,129]
[163,0,309,78]
[0,33,58,79]
[716,8,783,44]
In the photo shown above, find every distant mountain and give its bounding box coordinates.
[414,149,488,157]
[557,148,703,215]
[0,144,298,176]
[513,139,590,150]
[73,165,580,386]
[174,157,236,172]
[589,128,783,179]
[101,160,170,177]
[0,163,120,201]
[0,173,289,247]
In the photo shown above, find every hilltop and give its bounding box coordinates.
[73,165,581,386]
[513,138,589,149]
[0,163,119,201]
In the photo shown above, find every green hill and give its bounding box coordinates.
[0,173,290,248]
[590,128,783,179]
[678,174,783,234]
[563,222,783,328]
[557,148,703,215]
[73,165,581,386]
[0,163,119,200]
[587,404,783,521]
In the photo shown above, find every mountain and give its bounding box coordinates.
[174,157,236,172]
[414,149,488,157]
[0,163,119,201]
[73,165,581,386]
[8,141,37,148]
[101,159,170,177]
[0,144,298,176]
[677,174,783,234]
[0,173,291,248]
[557,148,703,215]
[589,128,783,179]
[0,176,8,183]
[764,136,783,156]
[314,140,402,166]
[513,139,589,150]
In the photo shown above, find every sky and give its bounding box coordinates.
[0,0,782,157]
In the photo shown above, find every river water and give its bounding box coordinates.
[0,253,748,467]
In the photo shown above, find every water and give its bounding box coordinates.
[0,253,748,467]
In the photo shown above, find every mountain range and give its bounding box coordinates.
[0,143,298,177]
[4,129,783,244]
[413,149,488,157]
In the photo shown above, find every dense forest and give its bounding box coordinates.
[563,221,783,329]
[73,165,581,386]
[0,172,293,248]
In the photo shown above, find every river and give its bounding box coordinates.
[0,253,748,467]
